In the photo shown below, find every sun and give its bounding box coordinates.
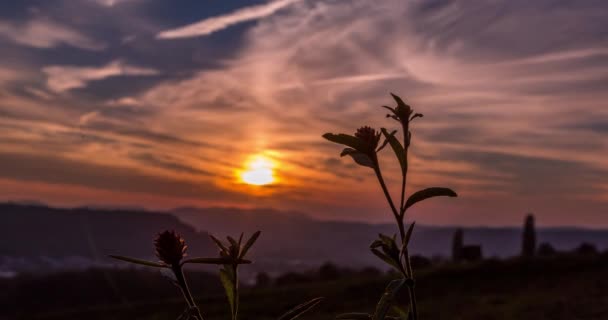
[239,154,276,186]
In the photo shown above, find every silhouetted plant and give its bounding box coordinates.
[323,93,457,320]
[522,214,536,258]
[109,230,322,320]
[452,228,464,262]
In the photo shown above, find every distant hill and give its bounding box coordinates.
[1,203,607,275]
[174,207,608,269]
[0,203,214,272]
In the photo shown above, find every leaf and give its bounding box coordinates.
[278,297,323,320]
[372,279,405,320]
[390,93,410,110]
[182,257,251,265]
[227,236,238,247]
[409,113,423,122]
[370,239,384,249]
[391,306,409,320]
[402,222,415,249]
[378,233,393,245]
[210,235,228,253]
[371,249,401,272]
[336,313,372,320]
[404,187,458,210]
[239,231,261,259]
[220,268,236,317]
[377,130,396,152]
[109,255,167,268]
[323,133,365,151]
[341,148,376,168]
[381,128,406,174]
[381,105,396,114]
[160,267,178,285]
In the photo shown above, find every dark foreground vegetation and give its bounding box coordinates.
[3,252,608,320]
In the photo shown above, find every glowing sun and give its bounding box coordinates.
[240,155,276,186]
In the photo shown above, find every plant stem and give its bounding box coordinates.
[232,265,239,320]
[373,166,405,240]
[399,130,409,218]
[173,266,204,320]
[403,252,418,320]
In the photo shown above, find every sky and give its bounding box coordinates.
[0,0,606,227]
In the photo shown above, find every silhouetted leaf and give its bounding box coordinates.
[409,113,423,121]
[160,267,178,285]
[239,231,261,259]
[220,268,236,317]
[278,297,323,320]
[402,222,415,248]
[381,128,406,174]
[404,187,457,210]
[210,235,228,253]
[371,248,401,271]
[336,313,371,319]
[373,279,405,320]
[381,105,396,113]
[227,236,238,247]
[323,133,365,151]
[377,130,397,152]
[370,239,384,249]
[341,148,376,168]
[390,93,409,109]
[182,257,251,265]
[109,255,167,268]
[391,306,409,320]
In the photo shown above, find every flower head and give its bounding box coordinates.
[155,230,187,266]
[355,126,381,154]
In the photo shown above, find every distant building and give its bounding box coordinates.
[522,214,536,258]
[451,229,482,262]
[461,245,483,262]
[452,228,464,262]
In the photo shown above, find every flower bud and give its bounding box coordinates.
[155,230,187,266]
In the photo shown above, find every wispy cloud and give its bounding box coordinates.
[157,0,299,39]
[42,60,159,92]
[0,18,105,50]
[134,0,608,224]
[1,0,607,225]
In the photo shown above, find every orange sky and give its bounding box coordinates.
[0,0,607,227]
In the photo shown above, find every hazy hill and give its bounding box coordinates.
[0,203,214,272]
[2,203,607,274]
[174,207,608,268]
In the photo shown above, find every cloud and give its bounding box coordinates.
[93,0,131,7]
[132,0,608,224]
[0,18,105,50]
[1,0,607,225]
[42,60,160,92]
[157,0,300,39]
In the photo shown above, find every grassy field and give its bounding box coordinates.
[5,253,608,320]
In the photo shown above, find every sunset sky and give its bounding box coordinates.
[0,0,606,227]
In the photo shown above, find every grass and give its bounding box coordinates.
[8,253,607,320]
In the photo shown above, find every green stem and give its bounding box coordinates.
[173,266,204,320]
[233,265,239,320]
[403,252,418,320]
[373,165,405,240]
